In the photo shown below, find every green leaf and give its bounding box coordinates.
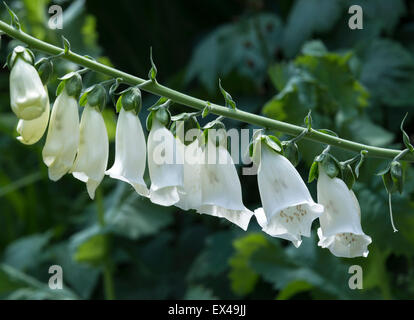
[74,233,107,265]
[229,233,269,296]
[0,264,77,300]
[185,13,282,92]
[359,40,414,107]
[304,110,312,131]
[105,189,174,240]
[218,79,236,109]
[283,0,342,57]
[62,35,71,54]
[3,232,52,271]
[115,95,123,113]
[276,280,313,300]
[263,135,282,153]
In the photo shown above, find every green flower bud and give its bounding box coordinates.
[122,87,142,114]
[87,84,107,111]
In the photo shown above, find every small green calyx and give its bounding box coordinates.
[87,84,107,111]
[7,46,35,69]
[121,87,142,114]
[64,73,83,99]
[282,141,299,167]
[35,58,54,85]
[155,108,171,127]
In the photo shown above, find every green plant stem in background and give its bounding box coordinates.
[1,20,413,162]
[95,188,115,300]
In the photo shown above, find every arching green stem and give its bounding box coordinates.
[1,19,413,162]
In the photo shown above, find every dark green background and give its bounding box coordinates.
[0,0,413,299]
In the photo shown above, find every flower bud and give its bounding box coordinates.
[9,46,48,120]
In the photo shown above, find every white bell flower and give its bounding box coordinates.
[71,105,109,200]
[9,47,48,120]
[317,166,372,258]
[197,138,253,231]
[148,118,184,206]
[16,87,50,145]
[42,90,80,181]
[175,138,203,211]
[254,143,323,247]
[106,108,149,197]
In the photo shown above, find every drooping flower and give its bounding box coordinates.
[71,104,109,199]
[197,129,253,231]
[253,138,323,247]
[16,87,50,145]
[42,85,80,181]
[106,107,149,197]
[175,138,203,211]
[317,165,372,258]
[9,46,48,120]
[147,110,184,206]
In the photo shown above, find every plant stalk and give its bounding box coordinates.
[1,20,413,162]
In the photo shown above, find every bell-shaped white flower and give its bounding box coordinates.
[317,166,372,258]
[16,87,50,145]
[197,137,253,231]
[148,118,184,206]
[106,108,149,197]
[42,90,80,181]
[175,138,203,211]
[71,105,109,199]
[9,47,48,120]
[254,143,323,247]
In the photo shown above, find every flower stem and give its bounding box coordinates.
[1,20,413,162]
[95,188,116,300]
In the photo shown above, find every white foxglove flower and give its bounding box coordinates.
[42,90,80,181]
[106,108,149,197]
[254,143,323,247]
[16,87,50,145]
[317,166,372,258]
[71,105,109,199]
[148,118,184,206]
[9,47,48,120]
[197,138,253,230]
[175,138,203,211]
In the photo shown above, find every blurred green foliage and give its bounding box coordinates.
[0,0,413,300]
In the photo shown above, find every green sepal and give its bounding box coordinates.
[304,110,312,131]
[148,47,157,82]
[390,161,403,194]
[148,97,171,111]
[382,170,395,194]
[115,95,123,113]
[318,129,338,137]
[87,84,107,111]
[146,111,154,131]
[56,81,65,96]
[282,141,299,167]
[202,102,211,118]
[321,154,340,178]
[400,113,414,152]
[35,58,53,85]
[355,150,368,178]
[62,36,71,55]
[218,79,236,110]
[65,73,83,99]
[342,164,355,190]
[79,86,95,107]
[121,87,142,114]
[308,161,319,183]
[263,135,282,153]
[7,46,34,69]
